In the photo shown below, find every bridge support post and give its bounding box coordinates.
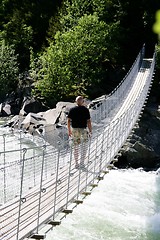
[62,209,73,214]
[73,199,83,204]
[30,234,45,239]
[48,220,61,226]
[90,183,98,187]
[82,191,91,196]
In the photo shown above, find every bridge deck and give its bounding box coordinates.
[113,59,152,121]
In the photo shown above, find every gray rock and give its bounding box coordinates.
[20,97,48,116]
[2,104,11,116]
[119,104,160,169]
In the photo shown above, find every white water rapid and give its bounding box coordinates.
[46,169,160,240]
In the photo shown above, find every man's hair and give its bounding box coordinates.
[75,96,84,106]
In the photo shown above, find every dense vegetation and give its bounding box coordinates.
[0,0,159,107]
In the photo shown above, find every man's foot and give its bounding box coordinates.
[79,163,87,171]
[75,163,80,169]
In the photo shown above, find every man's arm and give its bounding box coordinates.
[67,118,72,137]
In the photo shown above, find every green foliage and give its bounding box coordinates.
[33,14,119,106]
[0,40,19,100]
[155,45,160,69]
[53,0,119,32]
[1,0,62,71]
[153,10,160,38]
[2,12,33,70]
[154,11,160,71]
[48,0,144,66]
[0,0,159,106]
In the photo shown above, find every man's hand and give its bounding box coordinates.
[88,132,92,138]
[68,129,72,137]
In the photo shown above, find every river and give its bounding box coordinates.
[46,168,160,240]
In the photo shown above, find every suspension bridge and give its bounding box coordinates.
[0,45,156,240]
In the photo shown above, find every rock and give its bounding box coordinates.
[20,112,46,132]
[15,101,75,137]
[43,109,60,125]
[145,104,160,118]
[43,124,68,148]
[4,115,24,128]
[0,103,3,116]
[55,101,76,124]
[2,104,11,116]
[123,141,158,168]
[20,97,48,116]
[133,142,156,158]
[117,103,160,169]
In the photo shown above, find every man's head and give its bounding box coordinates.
[75,96,84,106]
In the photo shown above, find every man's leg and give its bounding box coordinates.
[74,145,79,167]
[80,142,86,164]
[80,129,88,167]
[72,128,81,168]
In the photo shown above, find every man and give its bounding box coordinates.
[67,96,92,169]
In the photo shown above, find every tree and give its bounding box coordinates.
[2,11,33,70]
[0,40,19,100]
[47,0,145,67]
[1,0,63,71]
[33,14,120,106]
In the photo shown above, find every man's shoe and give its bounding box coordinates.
[75,164,80,169]
[80,163,87,171]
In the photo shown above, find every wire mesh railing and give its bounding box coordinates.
[89,44,145,124]
[0,45,155,240]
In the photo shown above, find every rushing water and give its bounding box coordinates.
[46,168,160,240]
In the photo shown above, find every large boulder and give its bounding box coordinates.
[43,124,68,148]
[0,91,22,116]
[122,141,158,168]
[1,103,11,116]
[21,112,46,132]
[20,97,48,116]
[0,102,13,116]
[42,101,75,125]
[116,104,160,169]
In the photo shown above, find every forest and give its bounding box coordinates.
[0,0,160,108]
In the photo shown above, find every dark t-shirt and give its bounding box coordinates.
[68,105,90,128]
